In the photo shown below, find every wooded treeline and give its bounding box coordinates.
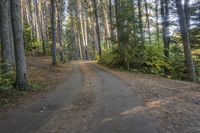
[0,0,200,93]
[0,0,66,91]
[67,0,200,81]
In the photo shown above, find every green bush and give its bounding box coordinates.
[142,43,169,75]
[98,48,122,67]
[0,67,16,106]
[0,60,15,93]
[0,71,14,92]
[169,44,186,79]
[24,24,43,55]
[98,41,199,81]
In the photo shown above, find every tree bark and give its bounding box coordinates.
[8,1,15,65]
[11,0,28,90]
[175,0,196,81]
[109,0,114,42]
[184,0,190,28]
[161,0,170,75]
[137,0,144,45]
[102,4,111,49]
[0,0,13,73]
[144,0,151,45]
[155,0,159,42]
[35,0,46,55]
[115,0,123,49]
[57,2,64,62]
[51,0,57,65]
[27,0,35,40]
[93,0,101,57]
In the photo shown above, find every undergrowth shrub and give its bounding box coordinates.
[0,62,16,105]
[142,43,169,75]
[98,48,122,67]
[24,24,43,55]
[169,44,186,79]
[98,42,199,80]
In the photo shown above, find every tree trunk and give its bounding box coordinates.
[115,0,123,49]
[102,5,111,49]
[131,0,137,45]
[109,0,114,42]
[83,13,89,60]
[27,0,35,40]
[51,0,57,65]
[58,15,64,62]
[184,0,190,28]
[137,0,144,45]
[10,0,28,90]
[155,0,159,42]
[8,1,15,65]
[35,0,45,55]
[93,0,101,57]
[161,0,170,75]
[57,6,64,62]
[0,0,13,73]
[144,0,151,45]
[175,0,196,81]
[78,1,86,60]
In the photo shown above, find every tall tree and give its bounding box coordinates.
[175,0,196,81]
[144,0,152,45]
[10,0,28,90]
[35,0,46,55]
[161,0,170,74]
[51,0,57,65]
[137,0,144,45]
[93,0,101,57]
[115,0,123,49]
[0,0,13,73]
[184,0,190,28]
[57,0,64,62]
[155,0,160,42]
[109,0,114,42]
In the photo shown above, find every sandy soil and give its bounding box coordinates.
[0,61,157,133]
[0,56,72,114]
[0,60,199,133]
[27,56,72,91]
[94,63,200,133]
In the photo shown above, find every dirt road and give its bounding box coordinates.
[0,61,167,133]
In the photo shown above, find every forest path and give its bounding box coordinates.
[0,61,158,133]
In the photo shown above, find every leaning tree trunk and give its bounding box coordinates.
[0,0,13,73]
[10,0,28,90]
[51,0,57,65]
[175,0,196,81]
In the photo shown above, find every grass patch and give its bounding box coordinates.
[30,83,44,91]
